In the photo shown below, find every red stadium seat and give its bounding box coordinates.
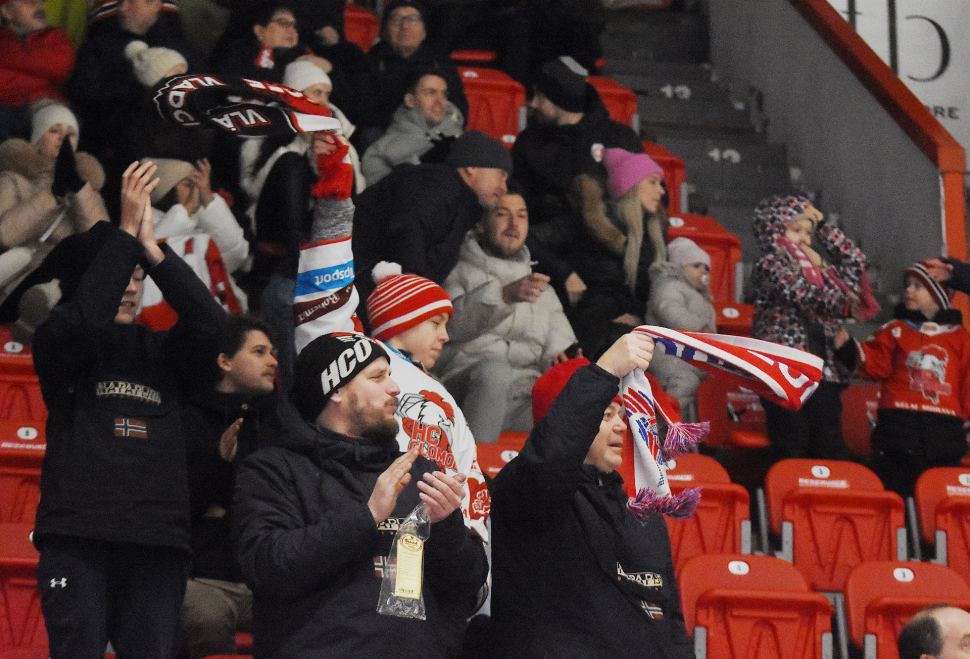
[763,459,907,592]
[343,4,379,52]
[451,50,496,65]
[840,382,880,458]
[0,523,45,650]
[459,67,526,148]
[588,75,638,131]
[679,553,833,659]
[0,422,44,524]
[845,560,970,659]
[695,377,769,450]
[642,142,686,214]
[665,453,751,574]
[665,212,743,308]
[914,467,970,581]
[475,431,528,478]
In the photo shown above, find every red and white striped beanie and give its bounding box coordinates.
[367,262,453,341]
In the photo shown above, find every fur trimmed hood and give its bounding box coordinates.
[0,138,106,191]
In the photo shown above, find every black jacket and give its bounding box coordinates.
[184,386,283,582]
[490,364,693,659]
[32,228,228,551]
[233,401,488,658]
[351,163,482,309]
[511,85,642,228]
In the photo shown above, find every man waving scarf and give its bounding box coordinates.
[624,326,824,520]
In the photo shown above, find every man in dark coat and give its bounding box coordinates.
[489,332,694,659]
[351,129,510,324]
[512,56,643,309]
[32,161,228,658]
[233,332,488,658]
[350,0,467,150]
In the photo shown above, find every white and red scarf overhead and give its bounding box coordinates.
[623,325,824,519]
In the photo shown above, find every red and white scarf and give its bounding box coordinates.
[623,325,824,519]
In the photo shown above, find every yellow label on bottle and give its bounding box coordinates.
[393,533,424,600]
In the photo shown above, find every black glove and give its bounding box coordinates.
[52,138,85,197]
[419,135,457,164]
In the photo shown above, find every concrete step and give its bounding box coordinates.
[637,95,751,133]
[602,59,715,82]
[687,160,791,193]
[657,135,788,169]
[612,73,729,103]
[602,9,709,63]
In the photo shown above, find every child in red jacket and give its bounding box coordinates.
[836,261,970,496]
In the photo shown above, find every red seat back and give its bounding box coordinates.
[695,377,767,450]
[679,553,833,659]
[0,523,44,650]
[766,459,905,591]
[642,141,686,214]
[458,67,525,149]
[343,3,379,52]
[588,75,637,127]
[840,382,880,457]
[915,467,970,582]
[0,422,44,524]
[666,456,750,575]
[475,431,528,478]
[845,560,970,659]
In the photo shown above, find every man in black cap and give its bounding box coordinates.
[232,331,488,658]
[351,129,511,325]
[512,56,643,311]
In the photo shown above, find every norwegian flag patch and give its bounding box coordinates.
[114,417,147,439]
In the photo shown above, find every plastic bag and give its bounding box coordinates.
[377,503,431,619]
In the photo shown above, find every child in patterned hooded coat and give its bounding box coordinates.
[751,194,875,461]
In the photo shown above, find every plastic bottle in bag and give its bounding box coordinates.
[377,503,431,619]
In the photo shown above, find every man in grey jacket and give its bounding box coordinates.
[361,68,464,184]
[434,186,576,443]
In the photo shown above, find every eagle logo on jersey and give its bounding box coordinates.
[397,390,458,470]
[906,344,952,404]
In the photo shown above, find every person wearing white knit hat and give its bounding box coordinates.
[645,237,716,421]
[124,39,187,87]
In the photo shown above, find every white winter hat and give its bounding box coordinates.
[667,237,711,269]
[284,61,332,93]
[124,40,187,88]
[30,102,79,144]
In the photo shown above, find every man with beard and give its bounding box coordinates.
[232,331,488,658]
[434,186,576,444]
[511,55,642,310]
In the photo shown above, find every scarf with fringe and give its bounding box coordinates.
[623,325,824,520]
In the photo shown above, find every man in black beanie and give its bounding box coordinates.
[233,331,488,658]
[351,129,511,326]
[512,56,643,312]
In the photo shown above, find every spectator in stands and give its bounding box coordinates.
[898,604,970,659]
[361,67,463,185]
[144,158,249,276]
[566,147,669,359]
[0,0,75,141]
[297,189,491,570]
[834,262,970,497]
[489,335,693,659]
[67,0,204,181]
[32,161,228,658]
[282,60,364,194]
[182,313,281,659]
[435,186,576,443]
[752,195,873,461]
[646,237,715,421]
[211,1,321,83]
[232,332,488,657]
[512,56,642,311]
[0,101,109,300]
[351,0,467,151]
[351,129,510,315]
